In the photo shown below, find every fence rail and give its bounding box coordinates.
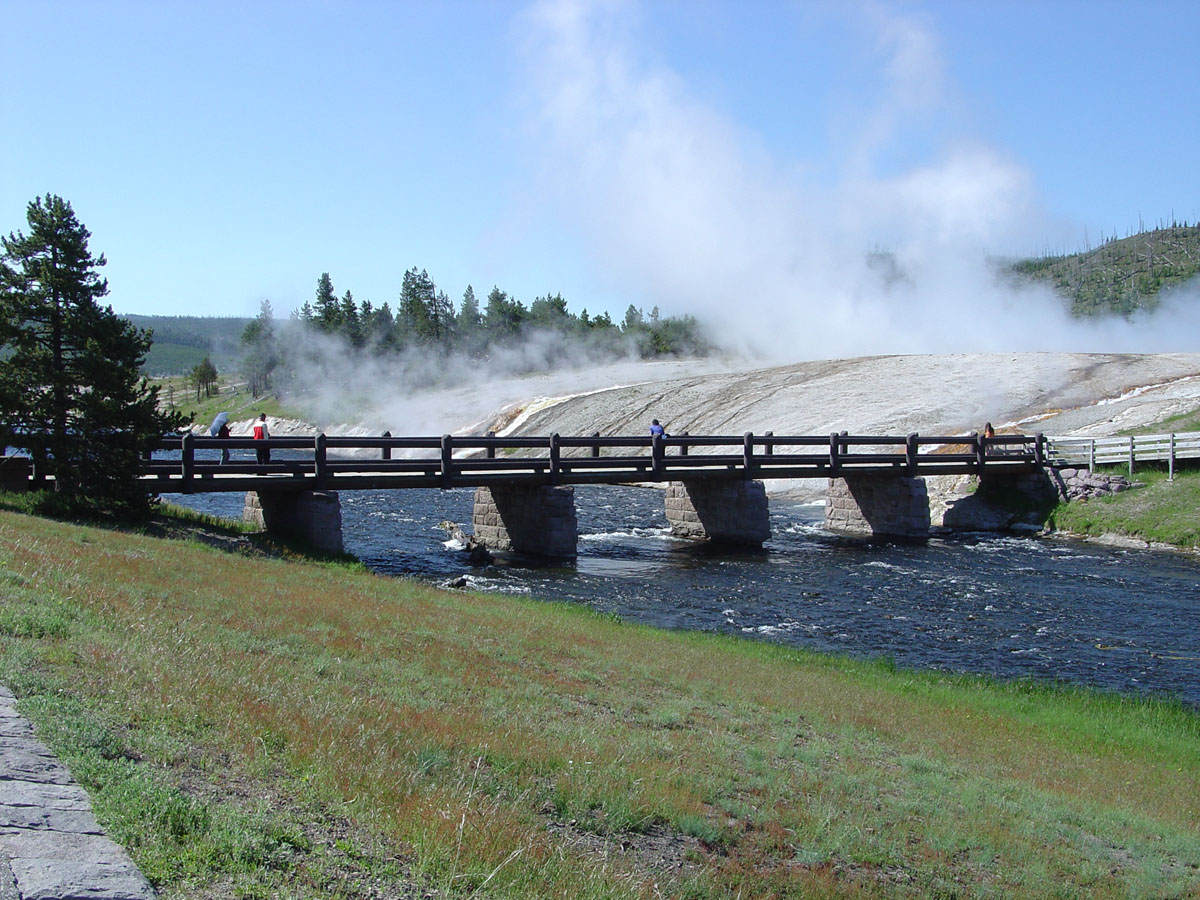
[1043,432,1200,478]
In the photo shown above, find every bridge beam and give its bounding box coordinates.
[472,485,578,557]
[243,490,345,554]
[825,476,930,538]
[665,480,771,546]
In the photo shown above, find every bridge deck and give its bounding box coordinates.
[116,431,1044,494]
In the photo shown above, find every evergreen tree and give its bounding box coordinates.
[0,194,185,514]
[622,304,645,331]
[340,290,362,348]
[431,288,454,344]
[190,355,219,400]
[484,286,525,341]
[314,272,340,332]
[529,293,570,329]
[240,299,279,398]
[397,267,435,344]
[369,301,396,351]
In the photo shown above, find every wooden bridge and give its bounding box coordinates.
[133,430,1047,493]
[2,430,1051,556]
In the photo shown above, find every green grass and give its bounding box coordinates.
[153,375,302,431]
[1046,402,1200,548]
[1048,466,1200,547]
[0,507,1197,898]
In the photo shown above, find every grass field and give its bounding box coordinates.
[0,505,1197,898]
[152,376,300,432]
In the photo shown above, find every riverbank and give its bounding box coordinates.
[1046,466,1200,551]
[0,506,1196,899]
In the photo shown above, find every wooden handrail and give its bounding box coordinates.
[8,428,1050,493]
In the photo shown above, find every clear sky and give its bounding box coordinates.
[3,0,1198,334]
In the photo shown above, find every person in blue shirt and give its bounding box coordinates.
[649,419,665,437]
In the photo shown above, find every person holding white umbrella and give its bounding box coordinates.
[209,412,231,464]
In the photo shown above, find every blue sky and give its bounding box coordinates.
[3,0,1198,345]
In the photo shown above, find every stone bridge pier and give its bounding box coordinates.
[825,476,931,538]
[472,485,579,557]
[664,480,771,546]
[471,479,773,557]
[244,490,345,554]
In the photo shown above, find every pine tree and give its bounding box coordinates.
[340,290,362,348]
[190,355,219,400]
[240,299,279,398]
[456,285,484,356]
[314,272,340,332]
[0,194,185,514]
[484,286,525,340]
[397,267,434,344]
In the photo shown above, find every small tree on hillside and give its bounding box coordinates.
[0,194,186,514]
[190,355,219,401]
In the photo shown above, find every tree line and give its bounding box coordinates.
[297,269,708,359]
[239,269,710,398]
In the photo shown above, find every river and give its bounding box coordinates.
[163,482,1200,707]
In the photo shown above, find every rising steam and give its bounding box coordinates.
[513,0,1200,359]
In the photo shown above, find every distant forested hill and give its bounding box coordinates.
[123,315,250,375]
[1009,223,1200,316]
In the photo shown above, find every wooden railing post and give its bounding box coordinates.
[592,432,601,458]
[679,431,689,457]
[549,433,561,483]
[381,431,391,460]
[973,432,985,469]
[181,432,195,484]
[315,433,328,489]
[486,431,496,459]
[651,432,664,478]
[1128,435,1135,475]
[765,431,774,456]
[441,434,453,488]
[1089,439,1095,473]
[1035,433,1045,467]
[829,432,840,474]
[1170,433,1176,481]
[743,432,754,478]
[906,433,917,473]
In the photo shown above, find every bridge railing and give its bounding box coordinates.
[129,429,1043,491]
[1044,431,1200,478]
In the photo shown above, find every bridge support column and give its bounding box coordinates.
[940,470,1059,531]
[826,476,930,538]
[244,490,344,554]
[665,480,771,546]
[472,485,577,557]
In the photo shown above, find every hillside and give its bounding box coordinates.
[1008,223,1200,316]
[123,314,250,376]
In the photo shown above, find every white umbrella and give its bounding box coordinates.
[208,412,230,436]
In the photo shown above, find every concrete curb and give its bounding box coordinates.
[0,686,155,900]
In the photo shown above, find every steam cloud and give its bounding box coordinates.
[276,0,1198,435]
[514,0,1200,359]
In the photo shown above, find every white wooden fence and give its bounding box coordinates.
[1044,431,1200,478]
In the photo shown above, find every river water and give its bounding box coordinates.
[164,482,1200,707]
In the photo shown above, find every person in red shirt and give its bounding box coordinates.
[252,413,271,464]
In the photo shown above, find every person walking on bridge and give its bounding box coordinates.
[253,413,271,465]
